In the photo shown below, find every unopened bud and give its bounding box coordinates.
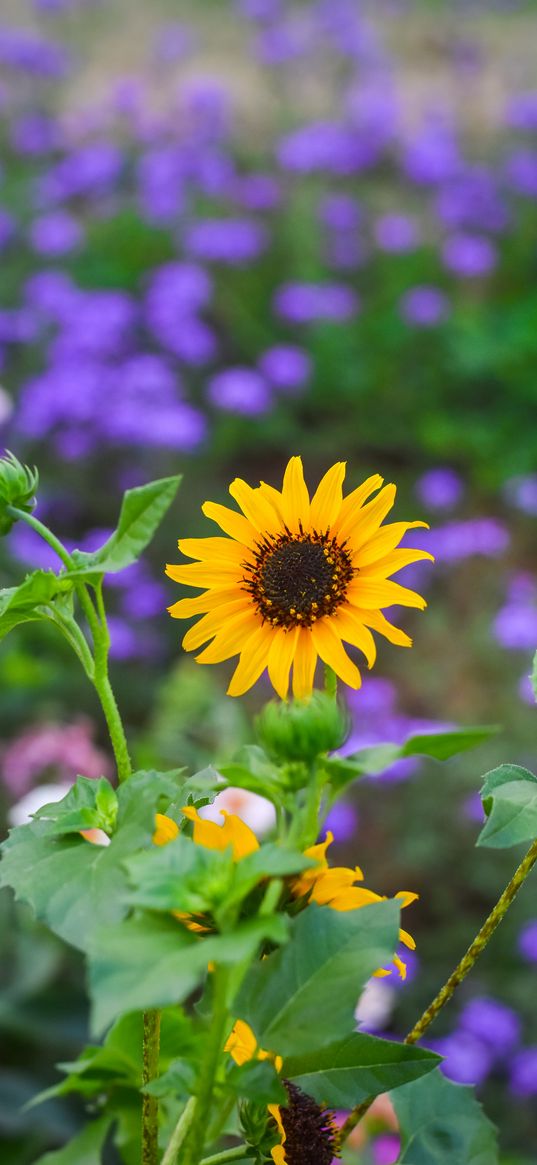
[256,691,348,763]
[0,451,39,535]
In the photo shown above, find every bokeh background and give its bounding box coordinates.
[1,2,537,1162]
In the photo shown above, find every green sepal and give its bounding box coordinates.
[236,900,400,1056]
[392,1068,499,1164]
[283,1031,440,1107]
[477,764,537,848]
[69,475,181,577]
[0,451,39,534]
[33,776,118,836]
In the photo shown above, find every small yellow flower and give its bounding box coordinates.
[166,457,432,699]
[293,832,418,980]
[153,807,259,860]
[225,1018,282,1073]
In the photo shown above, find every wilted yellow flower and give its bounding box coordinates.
[166,457,432,699]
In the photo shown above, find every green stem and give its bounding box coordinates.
[6,506,73,570]
[338,835,537,1145]
[200,1148,252,1164]
[181,971,230,1165]
[142,1010,161,1165]
[160,1097,197,1165]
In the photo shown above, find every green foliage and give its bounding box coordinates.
[70,476,182,577]
[34,777,118,836]
[283,1031,440,1107]
[392,1068,499,1164]
[478,764,537,848]
[324,726,499,792]
[0,572,72,642]
[32,1116,112,1165]
[124,833,237,916]
[217,745,288,798]
[236,900,399,1056]
[225,1060,287,1105]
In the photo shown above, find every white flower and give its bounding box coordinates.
[355,978,396,1031]
[199,786,276,837]
[8,782,71,827]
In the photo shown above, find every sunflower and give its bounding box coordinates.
[292,832,418,980]
[225,1021,337,1165]
[166,458,432,700]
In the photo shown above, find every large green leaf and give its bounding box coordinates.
[477,764,537,848]
[88,911,287,1034]
[283,1032,440,1108]
[0,571,71,641]
[324,727,498,791]
[236,901,399,1056]
[124,833,236,915]
[33,1116,112,1165]
[392,1069,498,1164]
[70,475,181,575]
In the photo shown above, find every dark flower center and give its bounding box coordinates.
[276,1081,338,1165]
[242,529,354,629]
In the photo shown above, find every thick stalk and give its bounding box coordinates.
[339,836,537,1145]
[142,1010,161,1165]
[180,971,230,1165]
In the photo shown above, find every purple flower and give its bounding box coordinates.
[146,262,213,315]
[136,146,186,223]
[374,213,420,253]
[493,603,537,651]
[399,286,450,327]
[318,193,361,231]
[258,345,311,392]
[0,208,15,249]
[461,792,486,825]
[0,309,40,344]
[29,211,84,256]
[277,120,378,175]
[36,142,123,205]
[24,270,78,320]
[105,399,207,452]
[431,1032,493,1085]
[505,148,537,198]
[416,519,509,563]
[232,174,281,211]
[415,468,464,511]
[434,168,508,233]
[505,91,537,131]
[0,27,71,77]
[208,367,271,416]
[50,289,137,360]
[153,22,195,64]
[441,234,497,278]
[322,800,358,843]
[518,920,537,964]
[402,124,460,185]
[255,17,313,66]
[10,112,62,156]
[510,1048,537,1097]
[372,1134,400,1165]
[274,282,359,323]
[459,997,521,1054]
[504,474,537,515]
[184,218,268,265]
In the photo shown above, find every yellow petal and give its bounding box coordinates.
[393,954,407,980]
[358,547,434,579]
[310,619,362,689]
[181,805,258,860]
[219,810,260,858]
[229,477,281,534]
[343,483,397,549]
[309,462,346,532]
[195,611,261,664]
[354,520,429,568]
[291,628,318,698]
[331,473,384,540]
[227,623,274,696]
[350,607,413,648]
[329,607,377,668]
[267,626,300,700]
[177,536,248,564]
[153,813,179,846]
[259,481,285,523]
[202,500,257,546]
[398,927,417,950]
[182,598,250,652]
[167,588,241,619]
[280,455,310,532]
[396,890,420,908]
[347,578,426,610]
[225,1019,258,1065]
[328,886,384,911]
[165,561,240,588]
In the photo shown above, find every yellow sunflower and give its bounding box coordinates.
[166,457,432,700]
[293,832,418,980]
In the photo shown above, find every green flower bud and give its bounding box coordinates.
[0,451,39,535]
[256,690,348,763]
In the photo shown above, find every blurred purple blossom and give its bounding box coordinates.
[184,218,268,265]
[274,281,359,323]
[518,920,537,964]
[232,173,281,211]
[277,121,379,175]
[459,997,521,1054]
[152,22,195,64]
[412,518,509,563]
[372,1134,400,1165]
[430,1031,493,1085]
[504,474,537,515]
[510,1048,537,1097]
[318,193,361,231]
[0,209,16,249]
[435,168,509,233]
[0,26,71,77]
[374,213,420,252]
[29,210,84,256]
[493,574,537,650]
[323,800,359,843]
[399,286,450,327]
[505,148,537,198]
[505,91,537,131]
[258,344,311,392]
[208,367,271,415]
[415,468,464,511]
[442,233,497,278]
[36,142,123,205]
[11,112,62,156]
[402,123,460,185]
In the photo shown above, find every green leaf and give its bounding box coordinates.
[328,727,499,791]
[477,764,537,848]
[218,746,286,796]
[143,1057,197,1099]
[227,844,315,909]
[225,1059,287,1105]
[124,833,236,915]
[33,1115,112,1165]
[236,901,399,1056]
[34,776,118,836]
[88,911,288,1034]
[400,727,499,762]
[70,475,181,576]
[0,570,71,641]
[392,1069,498,1164]
[283,1032,440,1108]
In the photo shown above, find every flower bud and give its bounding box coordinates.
[0,451,39,535]
[256,691,348,763]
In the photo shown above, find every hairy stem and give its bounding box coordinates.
[142,1010,162,1165]
[339,836,537,1144]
